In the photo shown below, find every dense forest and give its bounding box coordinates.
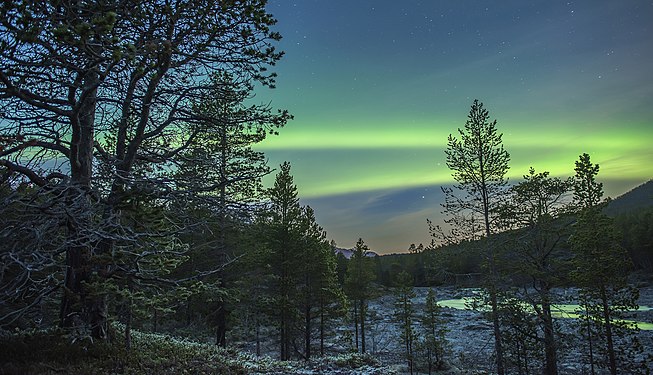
[1,1,652,374]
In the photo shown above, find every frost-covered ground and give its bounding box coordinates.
[237,287,653,374]
[364,286,653,374]
[232,286,653,374]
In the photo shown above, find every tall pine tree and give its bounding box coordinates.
[393,271,417,375]
[174,73,289,347]
[344,238,376,353]
[571,153,645,374]
[437,99,510,375]
[266,162,302,360]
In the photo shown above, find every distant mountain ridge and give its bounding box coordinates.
[334,247,378,259]
[605,180,653,216]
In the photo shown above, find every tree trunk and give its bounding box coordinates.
[584,300,596,375]
[59,237,84,329]
[489,286,505,375]
[216,125,228,348]
[353,303,359,351]
[305,301,311,360]
[600,287,617,375]
[59,82,103,335]
[360,298,366,353]
[62,68,108,340]
[214,268,227,347]
[186,297,192,326]
[216,304,226,347]
[485,199,505,375]
[320,297,325,356]
[541,291,558,375]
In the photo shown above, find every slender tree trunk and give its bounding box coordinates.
[541,289,558,375]
[489,284,504,375]
[405,320,413,375]
[585,300,596,375]
[214,272,227,346]
[320,297,325,356]
[600,286,617,375]
[360,298,366,353]
[353,302,359,351]
[216,125,228,348]
[486,232,505,375]
[216,305,226,347]
[305,301,311,360]
[409,339,413,375]
[214,276,227,347]
[284,318,291,361]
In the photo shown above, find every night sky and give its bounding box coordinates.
[254,0,653,253]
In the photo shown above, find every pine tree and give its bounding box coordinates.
[296,205,344,359]
[419,289,449,374]
[344,238,376,353]
[266,162,303,360]
[438,99,510,374]
[571,153,646,374]
[393,271,417,375]
[502,168,572,374]
[174,73,289,347]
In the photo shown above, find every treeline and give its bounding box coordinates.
[373,203,653,288]
[374,182,653,293]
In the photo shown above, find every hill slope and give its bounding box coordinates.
[606,180,653,216]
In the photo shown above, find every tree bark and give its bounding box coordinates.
[489,281,504,375]
[542,300,558,375]
[305,301,311,360]
[584,299,596,375]
[320,296,325,356]
[60,70,104,338]
[600,286,617,375]
[215,124,228,348]
[360,298,366,353]
[216,304,226,347]
[353,303,359,351]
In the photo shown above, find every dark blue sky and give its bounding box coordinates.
[254,0,653,253]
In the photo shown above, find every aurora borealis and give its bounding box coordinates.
[255,1,653,253]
